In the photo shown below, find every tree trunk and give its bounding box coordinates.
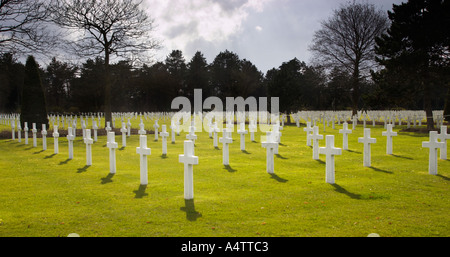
[443,85,450,122]
[351,65,360,117]
[104,49,112,127]
[423,82,435,130]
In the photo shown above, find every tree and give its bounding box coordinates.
[309,1,389,115]
[20,55,48,129]
[186,51,210,101]
[375,0,450,128]
[0,53,24,112]
[210,50,242,100]
[50,0,160,125]
[0,0,55,55]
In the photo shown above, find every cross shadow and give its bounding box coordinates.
[241,150,251,154]
[346,149,362,154]
[77,165,90,173]
[133,184,148,198]
[161,154,168,159]
[315,159,325,164]
[33,149,45,154]
[224,165,237,172]
[331,184,361,200]
[24,146,33,150]
[252,140,259,143]
[180,199,202,221]
[214,146,220,150]
[279,143,286,146]
[369,166,393,174]
[101,173,114,184]
[391,154,413,160]
[275,154,288,159]
[59,158,72,165]
[437,174,450,181]
[44,153,57,159]
[270,173,288,183]
[119,146,125,151]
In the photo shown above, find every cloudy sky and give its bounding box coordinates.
[144,0,405,74]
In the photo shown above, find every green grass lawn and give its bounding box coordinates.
[0,119,449,237]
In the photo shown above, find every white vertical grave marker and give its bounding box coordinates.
[437,126,450,160]
[120,122,127,147]
[160,125,169,155]
[249,120,257,142]
[358,128,377,167]
[17,122,22,143]
[382,124,397,155]
[219,128,233,165]
[136,135,151,185]
[311,126,324,160]
[186,126,197,145]
[212,122,220,148]
[84,129,93,166]
[237,122,248,151]
[24,122,29,145]
[319,135,342,184]
[170,121,176,143]
[92,121,98,142]
[422,131,445,175]
[53,125,59,154]
[127,118,131,137]
[105,121,112,135]
[67,127,75,160]
[32,123,37,147]
[107,132,118,174]
[303,121,313,146]
[11,119,15,140]
[41,124,47,150]
[261,132,277,174]
[179,140,199,200]
[153,120,159,141]
[339,122,352,150]
[138,120,146,135]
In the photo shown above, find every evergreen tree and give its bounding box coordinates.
[20,55,48,129]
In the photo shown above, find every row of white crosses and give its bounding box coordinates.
[422,126,450,175]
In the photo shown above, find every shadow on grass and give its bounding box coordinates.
[224,165,237,172]
[331,184,362,200]
[77,165,90,173]
[315,159,325,164]
[180,199,202,221]
[437,174,450,181]
[241,150,251,154]
[101,173,114,184]
[346,149,362,154]
[391,154,413,160]
[270,173,288,183]
[33,149,45,154]
[59,158,72,165]
[44,153,56,159]
[161,154,168,159]
[119,146,125,151]
[369,166,393,174]
[134,184,148,198]
[275,154,288,159]
[214,147,220,150]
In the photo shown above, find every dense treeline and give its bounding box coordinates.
[0,49,448,115]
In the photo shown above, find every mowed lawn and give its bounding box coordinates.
[0,119,449,237]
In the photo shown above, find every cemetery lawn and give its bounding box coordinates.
[0,122,449,237]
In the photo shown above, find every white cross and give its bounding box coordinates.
[92,120,98,142]
[319,135,342,184]
[138,120,146,135]
[105,121,112,134]
[136,135,151,185]
[262,131,278,174]
[358,128,377,167]
[437,126,450,160]
[186,126,197,145]
[422,131,445,175]
[179,140,199,200]
[339,122,352,150]
[66,127,75,160]
[106,132,118,174]
[382,124,397,155]
[219,128,233,165]
[212,122,220,148]
[81,119,86,139]
[53,125,59,154]
[24,122,29,145]
[120,122,127,147]
[17,122,22,143]
[32,123,37,147]
[84,129,93,166]
[11,119,15,140]
[41,124,47,151]
[160,125,169,155]
[249,120,257,142]
[237,122,248,151]
[127,118,131,137]
[303,121,313,146]
[153,120,160,141]
[311,126,323,160]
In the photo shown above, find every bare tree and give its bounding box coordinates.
[0,0,55,55]
[49,0,160,124]
[309,1,389,115]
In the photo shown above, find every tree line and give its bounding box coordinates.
[0,0,449,128]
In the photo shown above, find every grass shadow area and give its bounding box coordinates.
[101,173,114,184]
[134,184,148,198]
[275,154,288,159]
[369,166,393,174]
[331,184,362,200]
[391,154,413,160]
[241,150,251,154]
[224,165,237,172]
[180,199,202,221]
[270,173,288,183]
[59,158,72,165]
[44,153,57,159]
[77,165,90,173]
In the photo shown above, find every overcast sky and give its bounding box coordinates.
[144,0,405,74]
